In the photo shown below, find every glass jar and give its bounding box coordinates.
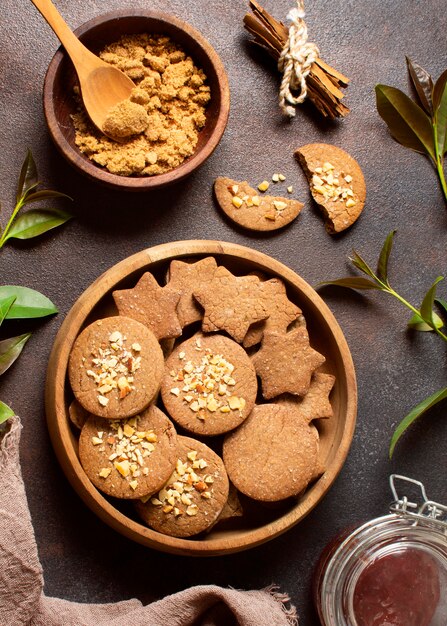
[314,475,447,626]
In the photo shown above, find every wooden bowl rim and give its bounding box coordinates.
[45,241,357,556]
[43,10,230,191]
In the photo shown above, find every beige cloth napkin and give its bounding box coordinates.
[0,417,298,626]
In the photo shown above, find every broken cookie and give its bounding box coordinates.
[214,177,304,231]
[252,328,326,399]
[295,143,366,233]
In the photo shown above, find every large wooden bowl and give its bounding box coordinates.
[43,11,230,191]
[45,241,357,556]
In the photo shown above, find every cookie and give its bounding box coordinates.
[161,333,258,436]
[252,328,326,399]
[113,272,182,340]
[243,278,302,348]
[277,372,335,422]
[79,406,178,499]
[69,316,164,419]
[193,266,268,343]
[214,177,304,231]
[68,399,89,430]
[166,257,217,328]
[295,143,366,233]
[135,435,229,537]
[223,404,319,501]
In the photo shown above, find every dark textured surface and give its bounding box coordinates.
[1,1,446,623]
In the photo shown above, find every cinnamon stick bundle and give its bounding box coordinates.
[243,0,350,119]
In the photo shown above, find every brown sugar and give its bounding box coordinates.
[71,34,211,177]
[102,100,149,139]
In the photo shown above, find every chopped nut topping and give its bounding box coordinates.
[170,348,245,420]
[278,174,286,181]
[264,210,277,221]
[310,162,357,209]
[258,180,270,192]
[86,329,142,406]
[252,195,260,206]
[273,200,287,211]
[91,417,158,491]
[287,186,293,194]
[151,450,215,518]
[232,196,244,209]
[272,173,279,182]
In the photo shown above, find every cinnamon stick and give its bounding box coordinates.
[243,0,350,119]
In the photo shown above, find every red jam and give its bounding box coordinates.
[353,548,440,626]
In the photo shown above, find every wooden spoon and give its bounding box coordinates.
[31,0,135,137]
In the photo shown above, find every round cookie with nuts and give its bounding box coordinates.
[69,316,164,419]
[160,333,258,436]
[135,435,229,537]
[79,405,178,499]
[214,177,304,231]
[295,143,366,234]
[223,404,319,502]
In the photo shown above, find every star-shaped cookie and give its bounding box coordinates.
[167,257,217,328]
[252,328,326,398]
[113,272,182,340]
[277,372,335,421]
[193,266,268,343]
[243,278,303,348]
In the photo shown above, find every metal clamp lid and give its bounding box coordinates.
[389,474,447,529]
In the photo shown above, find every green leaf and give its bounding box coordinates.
[434,80,447,157]
[390,386,447,457]
[435,297,447,316]
[4,208,73,241]
[0,286,58,319]
[349,251,378,281]
[22,190,72,205]
[406,57,434,115]
[0,296,16,327]
[376,230,396,285]
[0,333,31,376]
[419,276,444,327]
[375,84,436,159]
[433,69,447,111]
[407,310,443,331]
[16,150,38,203]
[0,401,14,424]
[318,277,383,291]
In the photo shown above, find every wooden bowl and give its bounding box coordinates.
[43,11,230,191]
[45,241,357,556]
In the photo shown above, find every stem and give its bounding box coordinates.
[0,196,24,248]
[436,156,447,202]
[433,120,447,203]
[386,286,447,343]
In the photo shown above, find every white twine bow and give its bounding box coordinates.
[278,0,320,117]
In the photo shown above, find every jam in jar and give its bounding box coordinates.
[313,476,447,626]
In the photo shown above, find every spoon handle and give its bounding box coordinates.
[30,0,94,62]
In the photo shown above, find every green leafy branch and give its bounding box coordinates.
[376,58,447,202]
[0,151,68,424]
[319,230,447,457]
[0,285,58,425]
[0,150,72,248]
